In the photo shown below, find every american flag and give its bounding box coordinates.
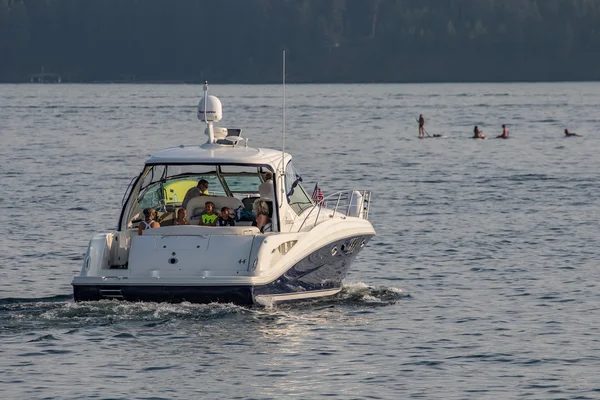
[312,182,324,206]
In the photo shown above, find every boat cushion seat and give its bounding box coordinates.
[142,225,260,236]
[185,196,244,223]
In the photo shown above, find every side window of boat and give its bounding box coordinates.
[138,184,162,210]
[285,162,313,215]
[137,166,165,210]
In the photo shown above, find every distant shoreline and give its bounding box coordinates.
[2,79,600,85]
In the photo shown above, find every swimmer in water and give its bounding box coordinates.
[497,124,509,139]
[473,126,485,139]
[564,129,581,137]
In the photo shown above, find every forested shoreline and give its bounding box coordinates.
[1,0,599,83]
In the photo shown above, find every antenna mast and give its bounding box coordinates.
[279,49,286,209]
[282,50,286,162]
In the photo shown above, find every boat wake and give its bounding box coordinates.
[271,282,409,310]
[0,283,407,333]
[339,282,408,303]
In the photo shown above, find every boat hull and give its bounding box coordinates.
[72,234,373,305]
[252,234,372,304]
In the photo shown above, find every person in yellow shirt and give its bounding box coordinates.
[199,201,218,226]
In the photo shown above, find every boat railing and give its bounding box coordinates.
[296,190,371,231]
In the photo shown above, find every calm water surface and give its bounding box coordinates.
[1,83,600,399]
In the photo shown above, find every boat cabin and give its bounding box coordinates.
[119,145,317,235]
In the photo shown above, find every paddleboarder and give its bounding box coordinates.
[418,114,425,138]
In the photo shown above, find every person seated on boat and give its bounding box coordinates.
[258,171,274,200]
[199,201,218,226]
[182,179,209,209]
[252,200,272,233]
[137,208,160,235]
[217,207,236,226]
[173,208,190,226]
[257,171,275,217]
[497,124,509,139]
[473,126,485,139]
[564,129,581,137]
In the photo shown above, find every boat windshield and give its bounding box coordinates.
[134,164,268,212]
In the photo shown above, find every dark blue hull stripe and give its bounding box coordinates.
[73,285,254,305]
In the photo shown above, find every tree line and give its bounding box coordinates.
[1,0,599,83]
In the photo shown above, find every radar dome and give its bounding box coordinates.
[197,95,222,122]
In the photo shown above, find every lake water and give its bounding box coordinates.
[1,83,600,399]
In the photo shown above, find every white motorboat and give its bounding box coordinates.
[72,83,375,305]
